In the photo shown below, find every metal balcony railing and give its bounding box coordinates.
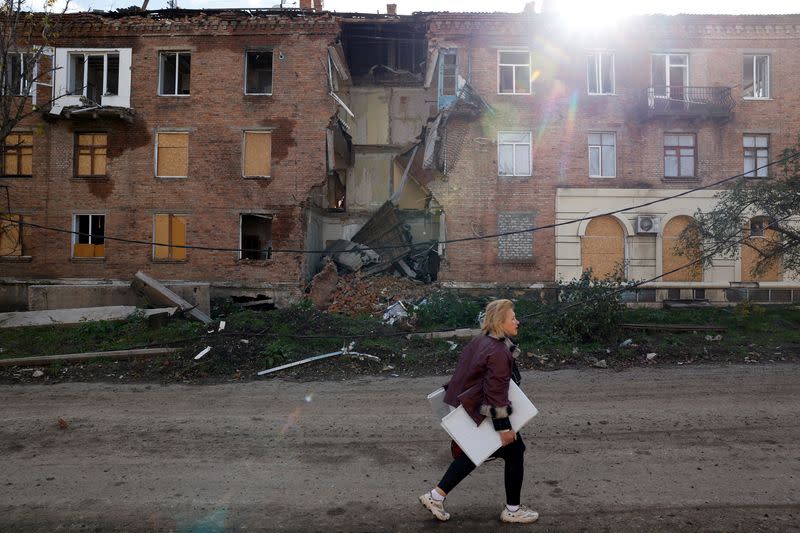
[641,86,735,119]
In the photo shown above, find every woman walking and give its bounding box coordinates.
[419,299,538,524]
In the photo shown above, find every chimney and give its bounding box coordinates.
[314,0,323,11]
[299,0,312,9]
[387,4,397,15]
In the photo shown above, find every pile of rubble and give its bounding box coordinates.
[327,273,435,316]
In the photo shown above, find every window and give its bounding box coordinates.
[587,52,614,95]
[156,132,188,177]
[245,51,273,95]
[153,214,187,261]
[750,216,771,238]
[4,53,33,96]
[497,213,534,261]
[744,135,769,178]
[159,51,191,95]
[73,214,105,258]
[437,48,458,110]
[240,214,272,260]
[3,133,33,177]
[743,54,769,99]
[664,134,695,178]
[588,133,616,177]
[242,131,272,178]
[498,131,532,176]
[68,52,119,104]
[651,54,688,99]
[0,214,22,256]
[498,51,531,94]
[75,133,108,178]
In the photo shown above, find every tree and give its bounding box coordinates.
[677,138,800,278]
[1,0,67,256]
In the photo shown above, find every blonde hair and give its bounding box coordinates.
[480,299,515,337]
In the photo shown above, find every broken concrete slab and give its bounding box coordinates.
[0,306,177,329]
[0,347,181,367]
[132,271,212,324]
[408,327,481,340]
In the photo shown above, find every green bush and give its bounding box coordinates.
[410,291,484,329]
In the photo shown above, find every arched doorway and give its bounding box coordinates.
[662,215,703,281]
[581,216,625,280]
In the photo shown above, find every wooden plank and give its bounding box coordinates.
[0,347,180,367]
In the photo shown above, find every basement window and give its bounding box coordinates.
[159,51,191,96]
[73,214,105,258]
[153,214,187,261]
[245,51,273,95]
[240,214,272,260]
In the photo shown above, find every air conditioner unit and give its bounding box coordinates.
[635,215,660,234]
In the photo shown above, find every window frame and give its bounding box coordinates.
[497,50,532,95]
[239,213,273,261]
[650,53,689,99]
[152,213,188,262]
[244,49,274,96]
[663,133,696,179]
[242,130,273,178]
[72,213,105,258]
[2,132,33,177]
[0,213,23,257]
[743,134,769,179]
[743,54,770,100]
[154,131,189,178]
[4,52,34,97]
[67,51,120,102]
[497,131,532,177]
[586,51,615,95]
[74,132,108,178]
[588,132,616,178]
[158,51,191,96]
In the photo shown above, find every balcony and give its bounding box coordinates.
[640,86,734,120]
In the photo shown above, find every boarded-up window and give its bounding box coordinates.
[73,214,105,258]
[497,213,533,261]
[1,214,22,256]
[662,215,702,282]
[3,133,33,176]
[156,132,188,177]
[581,216,625,280]
[240,214,272,260]
[76,133,108,177]
[742,217,781,282]
[153,214,187,261]
[243,131,272,177]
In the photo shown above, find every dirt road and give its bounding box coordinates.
[2,364,799,532]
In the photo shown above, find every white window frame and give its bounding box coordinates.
[497,50,532,95]
[587,51,615,95]
[51,48,132,113]
[588,132,616,178]
[743,134,769,178]
[651,53,689,98]
[4,52,34,96]
[244,50,273,96]
[67,52,120,100]
[158,51,191,96]
[743,54,770,99]
[71,213,105,258]
[497,131,532,177]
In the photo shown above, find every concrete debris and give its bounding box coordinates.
[0,306,177,329]
[704,334,723,341]
[619,338,633,348]
[321,239,380,273]
[646,353,658,361]
[308,262,339,310]
[32,370,44,378]
[327,273,434,316]
[132,271,212,324]
[382,301,408,325]
[446,341,459,351]
[194,346,212,360]
[218,321,226,332]
[593,359,609,369]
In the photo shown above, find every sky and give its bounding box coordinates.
[39,0,800,15]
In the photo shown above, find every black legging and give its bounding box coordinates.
[437,433,526,505]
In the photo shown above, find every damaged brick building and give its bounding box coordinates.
[2,1,800,309]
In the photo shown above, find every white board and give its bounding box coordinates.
[439,381,538,466]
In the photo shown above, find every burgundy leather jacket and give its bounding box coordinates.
[443,334,520,430]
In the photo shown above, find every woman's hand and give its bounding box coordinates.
[500,430,516,446]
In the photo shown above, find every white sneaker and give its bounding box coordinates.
[419,493,450,521]
[500,505,539,524]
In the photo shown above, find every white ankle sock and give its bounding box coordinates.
[506,504,520,512]
[430,489,445,502]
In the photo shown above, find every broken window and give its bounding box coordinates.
[497,213,534,261]
[588,132,616,177]
[73,214,105,258]
[245,51,273,95]
[664,133,695,178]
[750,216,771,238]
[156,132,189,177]
[498,131,532,176]
[242,131,272,177]
[437,49,458,109]
[159,51,191,95]
[743,54,769,99]
[498,51,531,94]
[153,213,187,261]
[341,22,427,83]
[75,133,108,178]
[4,53,33,96]
[744,134,769,178]
[68,52,120,103]
[3,133,33,176]
[0,214,22,256]
[240,214,272,260]
[587,52,614,95]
